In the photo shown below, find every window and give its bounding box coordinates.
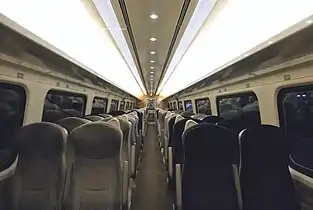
[195,98,212,115]
[173,101,177,110]
[217,92,260,122]
[126,101,130,110]
[278,84,313,177]
[119,101,125,110]
[178,101,183,111]
[0,83,26,169]
[42,90,86,122]
[110,99,119,112]
[169,102,172,109]
[91,97,108,115]
[184,100,193,112]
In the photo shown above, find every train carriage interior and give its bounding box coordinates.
[1,0,313,210]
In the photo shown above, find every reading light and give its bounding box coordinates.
[149,13,159,20]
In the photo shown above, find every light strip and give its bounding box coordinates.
[93,0,146,94]
[157,0,217,95]
[0,0,145,97]
[159,0,313,97]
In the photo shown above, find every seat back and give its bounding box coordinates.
[66,122,122,210]
[98,114,113,118]
[182,123,239,210]
[184,119,198,131]
[239,125,300,210]
[109,111,126,117]
[12,122,67,210]
[180,111,194,117]
[84,115,104,122]
[101,116,114,122]
[202,115,223,124]
[168,115,177,147]
[117,115,131,162]
[56,117,90,133]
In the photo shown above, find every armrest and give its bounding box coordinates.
[175,164,182,210]
[232,164,242,210]
[122,161,129,207]
[168,147,173,179]
[131,145,136,177]
[0,155,18,182]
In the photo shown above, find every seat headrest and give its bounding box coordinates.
[184,120,198,132]
[15,122,67,158]
[56,117,90,133]
[70,122,122,158]
[101,116,114,122]
[106,118,120,129]
[84,115,104,122]
[181,111,195,117]
[98,114,113,118]
[175,115,184,123]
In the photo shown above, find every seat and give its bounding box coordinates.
[180,111,194,118]
[56,117,90,133]
[9,122,67,210]
[109,111,126,117]
[201,115,223,124]
[65,121,123,210]
[43,109,70,123]
[239,125,300,210]
[84,115,104,122]
[181,123,239,210]
[98,113,113,118]
[101,116,114,122]
[191,113,207,120]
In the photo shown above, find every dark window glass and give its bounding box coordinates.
[184,100,193,112]
[42,90,86,122]
[173,101,177,110]
[217,92,260,121]
[91,97,108,115]
[0,83,26,169]
[278,85,313,177]
[195,98,212,115]
[120,101,125,110]
[178,101,183,111]
[110,99,119,112]
[126,102,130,110]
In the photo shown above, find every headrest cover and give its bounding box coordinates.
[107,118,120,129]
[175,115,185,123]
[70,122,122,158]
[56,117,90,133]
[184,120,198,132]
[15,122,67,158]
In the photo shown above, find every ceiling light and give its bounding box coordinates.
[150,60,155,63]
[150,71,154,74]
[150,66,155,69]
[149,37,157,42]
[268,40,274,45]
[150,51,156,55]
[306,19,313,24]
[149,13,159,20]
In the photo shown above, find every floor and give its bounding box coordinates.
[131,125,173,210]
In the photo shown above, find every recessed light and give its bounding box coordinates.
[149,13,159,20]
[150,51,156,55]
[306,19,313,24]
[150,60,155,63]
[149,37,157,42]
[150,66,155,69]
[150,71,154,74]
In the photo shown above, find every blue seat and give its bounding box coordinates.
[181,123,239,210]
[239,125,300,210]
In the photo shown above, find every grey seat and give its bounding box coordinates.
[98,114,113,118]
[64,122,123,210]
[9,122,67,210]
[84,115,104,122]
[56,117,90,133]
[101,116,114,122]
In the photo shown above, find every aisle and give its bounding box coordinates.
[131,125,173,210]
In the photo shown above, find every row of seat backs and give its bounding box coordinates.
[1,108,142,209]
[180,121,300,210]
[6,119,123,210]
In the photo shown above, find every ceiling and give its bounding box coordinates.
[94,0,199,96]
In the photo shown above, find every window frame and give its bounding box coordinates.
[195,97,211,114]
[216,91,258,116]
[92,97,108,114]
[44,89,87,118]
[184,100,193,112]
